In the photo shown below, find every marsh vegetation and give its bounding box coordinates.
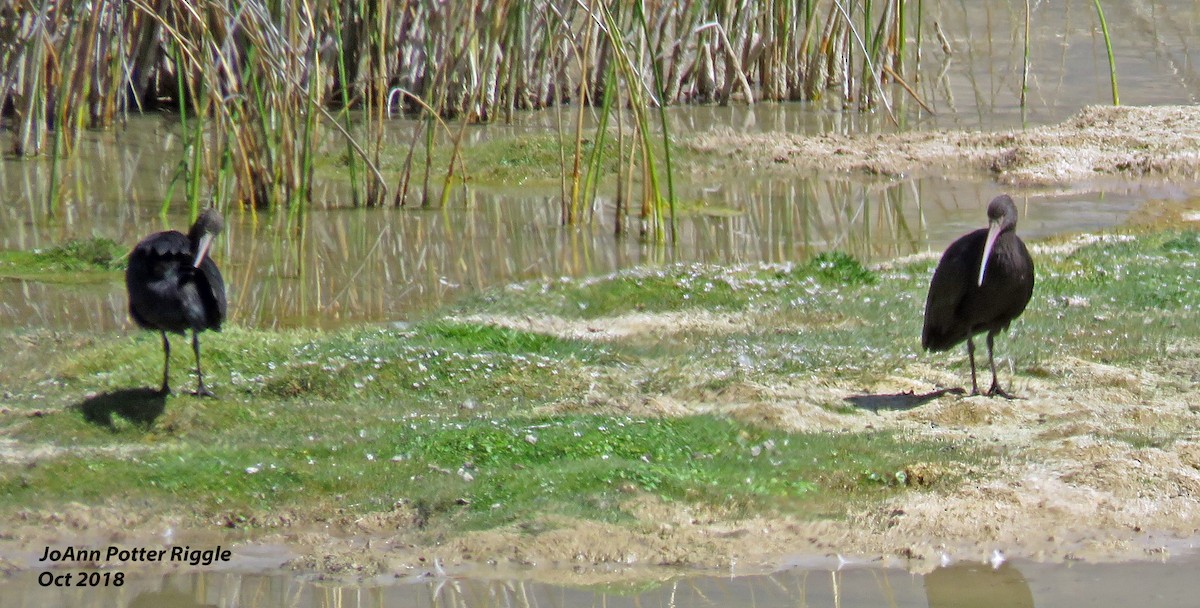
[1,223,1197,574]
[3,0,948,229]
[1,0,1135,238]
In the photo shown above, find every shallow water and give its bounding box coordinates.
[3,553,1200,608]
[0,166,1167,331]
[2,2,1200,332]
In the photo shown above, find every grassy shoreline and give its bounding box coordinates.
[0,220,1197,573]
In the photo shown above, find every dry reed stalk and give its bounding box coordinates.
[0,0,938,218]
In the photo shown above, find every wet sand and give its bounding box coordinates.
[691,105,1200,187]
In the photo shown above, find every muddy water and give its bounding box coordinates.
[0,156,1159,332]
[3,553,1200,608]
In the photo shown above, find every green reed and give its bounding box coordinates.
[1093,0,1119,106]
[1021,0,1031,114]
[0,0,1021,241]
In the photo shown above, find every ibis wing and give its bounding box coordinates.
[138,230,191,259]
[126,231,193,332]
[196,256,227,329]
[921,233,982,351]
[126,229,225,332]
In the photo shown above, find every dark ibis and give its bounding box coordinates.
[922,195,1034,398]
[125,208,227,396]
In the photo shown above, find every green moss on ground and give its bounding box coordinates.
[0,237,125,283]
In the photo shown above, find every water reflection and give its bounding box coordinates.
[0,151,1153,332]
[5,555,1200,608]
[926,562,1034,608]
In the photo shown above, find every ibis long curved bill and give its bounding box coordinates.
[193,232,215,268]
[977,219,1004,287]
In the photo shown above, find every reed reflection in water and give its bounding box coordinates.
[7,555,1200,608]
[1,157,1143,332]
[230,176,970,329]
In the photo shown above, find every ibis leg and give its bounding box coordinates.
[159,331,171,394]
[986,331,1015,399]
[192,330,216,398]
[966,336,980,395]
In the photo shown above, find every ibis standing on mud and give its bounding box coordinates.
[922,195,1034,398]
[125,207,227,396]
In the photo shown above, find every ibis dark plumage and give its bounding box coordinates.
[125,208,227,396]
[922,195,1034,398]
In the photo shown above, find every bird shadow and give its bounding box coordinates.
[844,387,966,413]
[74,388,167,429]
